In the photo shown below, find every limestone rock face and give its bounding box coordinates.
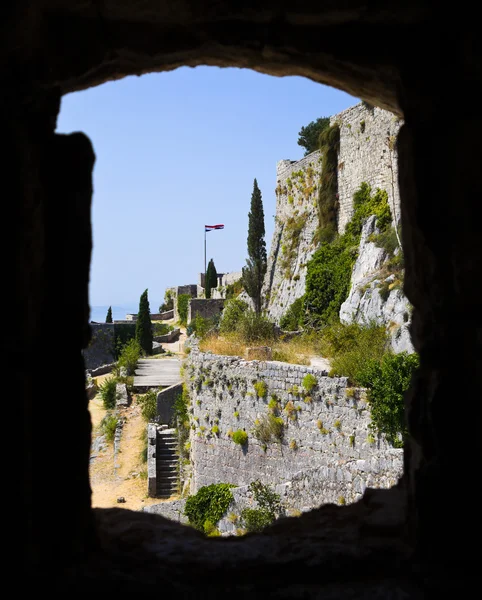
[340,216,414,353]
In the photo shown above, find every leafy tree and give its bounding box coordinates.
[205,258,218,299]
[105,306,113,323]
[219,298,249,334]
[297,116,330,156]
[135,289,153,355]
[242,178,267,314]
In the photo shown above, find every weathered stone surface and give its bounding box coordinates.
[143,498,188,523]
[245,346,272,360]
[340,215,414,353]
[115,383,130,407]
[184,347,402,507]
[156,382,184,425]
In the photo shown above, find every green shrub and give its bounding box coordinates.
[240,480,282,533]
[100,413,118,442]
[153,322,173,336]
[280,297,304,331]
[177,294,190,326]
[190,314,216,340]
[219,298,249,334]
[253,380,268,398]
[345,182,391,239]
[232,430,248,445]
[116,338,141,376]
[357,351,419,447]
[252,414,284,444]
[235,310,275,343]
[99,377,118,410]
[302,373,317,392]
[225,278,244,300]
[184,483,235,531]
[113,323,136,360]
[369,226,399,257]
[137,389,158,422]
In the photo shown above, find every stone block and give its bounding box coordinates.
[245,346,272,361]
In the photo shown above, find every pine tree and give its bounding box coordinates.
[205,258,218,299]
[105,306,113,323]
[135,289,153,355]
[242,178,267,314]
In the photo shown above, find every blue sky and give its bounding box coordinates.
[57,66,356,312]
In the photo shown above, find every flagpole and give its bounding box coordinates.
[204,227,206,289]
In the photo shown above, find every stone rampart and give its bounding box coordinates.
[184,348,403,508]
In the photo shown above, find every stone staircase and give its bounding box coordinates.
[156,426,179,498]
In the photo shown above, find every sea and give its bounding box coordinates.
[89,304,144,323]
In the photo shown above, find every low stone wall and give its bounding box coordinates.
[157,382,184,425]
[87,363,116,377]
[188,299,225,324]
[147,423,158,497]
[157,309,174,320]
[185,347,403,508]
[143,498,188,524]
[82,323,115,370]
[153,328,180,343]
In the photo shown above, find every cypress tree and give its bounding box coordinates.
[242,178,267,314]
[105,306,113,323]
[135,289,153,355]
[205,258,218,299]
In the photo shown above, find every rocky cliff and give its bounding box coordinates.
[263,102,412,351]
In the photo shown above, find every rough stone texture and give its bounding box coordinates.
[333,104,402,233]
[115,383,130,407]
[185,348,402,507]
[156,382,184,426]
[87,363,116,377]
[147,423,158,497]
[143,498,188,524]
[153,328,180,343]
[340,215,414,353]
[263,150,322,322]
[188,298,225,324]
[245,346,273,360]
[82,323,115,370]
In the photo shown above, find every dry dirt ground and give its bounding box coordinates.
[88,329,187,510]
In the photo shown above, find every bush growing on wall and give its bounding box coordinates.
[184,483,235,532]
[305,182,392,328]
[177,294,190,326]
[137,388,159,422]
[357,351,419,447]
[116,338,141,376]
[240,480,283,533]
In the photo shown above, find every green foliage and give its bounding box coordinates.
[252,414,284,444]
[116,338,141,376]
[345,182,391,238]
[306,182,392,328]
[225,278,244,299]
[280,297,304,331]
[113,323,137,360]
[324,322,389,385]
[242,179,267,314]
[99,376,118,410]
[173,384,189,428]
[177,294,190,326]
[190,314,216,340]
[232,430,248,445]
[297,116,330,155]
[253,380,268,398]
[219,298,249,334]
[135,289,153,355]
[357,351,420,447]
[159,289,174,312]
[100,413,118,442]
[240,480,282,533]
[305,234,357,327]
[235,310,275,343]
[315,124,340,243]
[302,373,317,392]
[205,258,218,299]
[153,322,173,336]
[184,483,235,531]
[105,306,113,323]
[137,389,158,422]
[369,226,399,257]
